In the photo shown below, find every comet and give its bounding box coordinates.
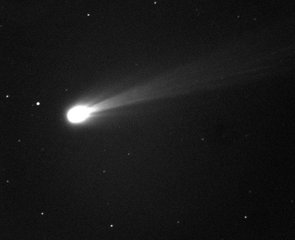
[66,105,97,124]
[65,43,294,125]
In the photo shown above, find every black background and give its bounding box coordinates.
[1,1,295,239]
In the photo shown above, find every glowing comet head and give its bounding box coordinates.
[66,105,95,124]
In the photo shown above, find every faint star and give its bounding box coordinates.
[109,224,114,228]
[6,179,10,184]
[237,15,240,19]
[36,101,40,106]
[17,139,21,143]
[40,212,45,216]
[153,1,157,5]
[87,13,91,17]
[291,199,294,204]
[253,17,257,21]
[244,215,248,219]
[5,94,10,98]
[176,220,180,224]
[102,169,107,174]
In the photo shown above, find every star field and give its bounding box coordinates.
[1,1,295,239]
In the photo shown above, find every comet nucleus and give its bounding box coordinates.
[67,105,94,124]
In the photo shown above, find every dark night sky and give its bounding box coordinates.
[1,1,295,239]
